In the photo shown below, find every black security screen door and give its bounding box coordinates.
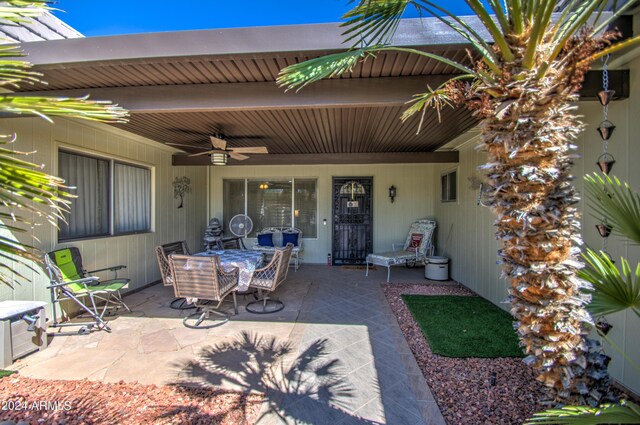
[332,177,373,265]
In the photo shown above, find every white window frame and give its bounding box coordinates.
[56,145,155,241]
[440,168,458,203]
[223,178,319,239]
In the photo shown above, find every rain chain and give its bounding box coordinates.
[596,55,615,261]
[594,55,615,359]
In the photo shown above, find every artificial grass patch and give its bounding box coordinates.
[402,295,524,358]
[0,370,16,378]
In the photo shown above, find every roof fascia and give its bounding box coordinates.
[16,16,491,66]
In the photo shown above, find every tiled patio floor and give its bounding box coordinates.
[12,265,446,425]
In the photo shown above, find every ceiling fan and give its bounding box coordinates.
[168,133,268,165]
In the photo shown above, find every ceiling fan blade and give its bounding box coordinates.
[229,152,249,161]
[225,135,265,140]
[189,150,217,157]
[229,147,269,154]
[210,135,227,150]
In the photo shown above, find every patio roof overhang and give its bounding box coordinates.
[9,15,630,165]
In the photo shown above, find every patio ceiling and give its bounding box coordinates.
[13,18,488,165]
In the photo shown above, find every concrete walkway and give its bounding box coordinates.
[12,265,445,425]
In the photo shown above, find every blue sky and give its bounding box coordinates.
[53,1,476,37]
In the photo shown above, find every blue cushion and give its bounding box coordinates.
[257,233,274,247]
[282,232,299,247]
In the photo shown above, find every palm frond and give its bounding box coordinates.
[401,73,474,129]
[506,0,523,34]
[584,173,640,244]
[485,0,510,35]
[278,46,475,91]
[0,95,128,123]
[580,249,640,318]
[590,0,639,36]
[0,135,75,283]
[0,1,51,25]
[464,0,514,62]
[416,1,501,74]
[580,35,640,65]
[0,44,42,89]
[277,48,379,91]
[342,0,413,46]
[525,400,640,424]
[522,0,556,69]
[546,0,607,69]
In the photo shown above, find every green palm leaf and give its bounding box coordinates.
[0,0,51,24]
[0,1,128,286]
[525,400,640,424]
[0,95,128,123]
[584,173,640,244]
[278,46,475,91]
[342,0,413,46]
[580,249,640,318]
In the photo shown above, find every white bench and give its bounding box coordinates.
[251,227,303,271]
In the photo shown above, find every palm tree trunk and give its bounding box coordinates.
[479,77,592,401]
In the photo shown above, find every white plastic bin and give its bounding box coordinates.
[425,256,449,281]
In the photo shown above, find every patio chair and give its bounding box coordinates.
[365,219,437,283]
[44,247,131,334]
[246,243,293,314]
[251,227,302,270]
[154,241,196,310]
[168,254,239,328]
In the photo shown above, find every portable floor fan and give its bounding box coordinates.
[229,214,253,237]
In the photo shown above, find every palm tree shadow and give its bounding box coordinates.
[171,331,381,424]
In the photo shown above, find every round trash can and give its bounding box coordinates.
[425,256,449,281]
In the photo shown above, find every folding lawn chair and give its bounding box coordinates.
[45,247,130,334]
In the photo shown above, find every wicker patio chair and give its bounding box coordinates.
[245,243,293,314]
[168,254,239,329]
[155,241,196,310]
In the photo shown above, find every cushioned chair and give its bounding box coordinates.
[365,219,437,282]
[246,243,293,314]
[154,241,195,310]
[251,227,302,270]
[168,254,239,329]
[45,247,130,333]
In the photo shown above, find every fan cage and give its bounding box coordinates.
[229,214,253,237]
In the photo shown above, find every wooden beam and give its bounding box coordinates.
[580,70,630,100]
[13,76,455,112]
[172,151,459,166]
[13,69,628,114]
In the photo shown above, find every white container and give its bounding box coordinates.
[425,256,449,281]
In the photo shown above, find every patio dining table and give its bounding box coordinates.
[195,250,264,291]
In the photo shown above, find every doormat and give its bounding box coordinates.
[341,265,375,270]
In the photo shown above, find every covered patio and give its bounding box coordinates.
[12,266,445,425]
[1,6,639,422]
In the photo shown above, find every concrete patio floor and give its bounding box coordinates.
[11,265,446,425]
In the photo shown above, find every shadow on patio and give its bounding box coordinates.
[172,331,379,424]
[11,265,446,424]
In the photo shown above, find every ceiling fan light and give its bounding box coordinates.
[211,153,227,166]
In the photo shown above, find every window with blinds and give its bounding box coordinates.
[223,178,317,238]
[58,149,153,241]
[441,169,457,202]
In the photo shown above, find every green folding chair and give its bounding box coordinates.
[45,247,131,334]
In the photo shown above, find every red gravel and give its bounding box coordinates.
[0,375,263,424]
[383,283,547,425]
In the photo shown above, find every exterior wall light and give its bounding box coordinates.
[389,185,397,203]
